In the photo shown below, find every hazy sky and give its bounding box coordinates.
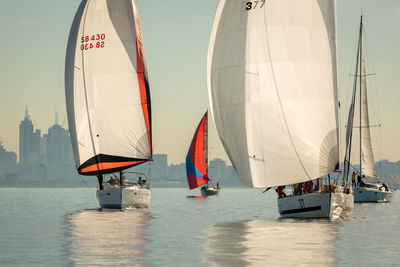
[0,0,399,165]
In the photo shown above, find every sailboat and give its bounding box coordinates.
[65,0,152,209]
[207,0,353,218]
[186,112,220,196]
[347,16,395,203]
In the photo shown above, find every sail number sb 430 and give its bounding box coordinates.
[80,33,106,51]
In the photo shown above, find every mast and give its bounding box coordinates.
[359,15,363,178]
[343,18,361,184]
[357,15,378,179]
[204,112,208,175]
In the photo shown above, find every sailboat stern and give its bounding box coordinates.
[277,192,353,219]
[96,186,151,209]
[354,187,396,203]
[330,192,354,219]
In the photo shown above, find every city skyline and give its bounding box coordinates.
[0,108,241,187]
[2,106,232,166]
[1,105,398,189]
[0,0,399,165]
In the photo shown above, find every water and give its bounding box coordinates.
[0,188,399,266]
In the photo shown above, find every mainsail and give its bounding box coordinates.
[359,17,378,179]
[65,0,152,176]
[207,0,339,188]
[186,112,209,190]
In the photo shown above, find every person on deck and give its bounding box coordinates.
[352,172,356,187]
[293,183,300,195]
[137,176,143,185]
[298,183,303,195]
[107,176,116,186]
[305,181,313,193]
[357,174,365,187]
[275,186,286,198]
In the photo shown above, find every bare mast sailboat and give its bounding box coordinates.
[65,0,152,208]
[207,0,353,218]
[347,16,395,203]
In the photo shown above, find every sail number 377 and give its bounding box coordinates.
[244,0,266,10]
[80,34,106,51]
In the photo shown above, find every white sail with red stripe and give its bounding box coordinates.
[65,0,152,176]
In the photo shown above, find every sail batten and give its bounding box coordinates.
[66,0,152,176]
[208,0,339,188]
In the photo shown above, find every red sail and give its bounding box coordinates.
[186,112,209,190]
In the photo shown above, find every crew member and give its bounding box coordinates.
[352,172,356,187]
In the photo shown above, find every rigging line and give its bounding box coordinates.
[262,6,311,180]
[352,125,381,128]
[79,174,91,188]
[349,73,375,77]
[344,21,361,185]
[80,0,100,169]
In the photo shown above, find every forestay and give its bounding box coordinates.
[65,0,152,176]
[207,0,339,188]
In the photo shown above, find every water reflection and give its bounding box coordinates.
[205,220,340,266]
[186,195,208,209]
[186,196,208,199]
[64,209,152,266]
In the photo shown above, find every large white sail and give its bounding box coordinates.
[207,0,339,188]
[65,0,152,176]
[359,22,377,179]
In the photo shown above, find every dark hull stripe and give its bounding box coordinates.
[280,205,321,215]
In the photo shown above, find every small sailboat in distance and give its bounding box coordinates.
[207,0,353,218]
[65,0,152,208]
[346,15,395,203]
[186,112,220,196]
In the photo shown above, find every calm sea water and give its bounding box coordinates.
[0,187,399,266]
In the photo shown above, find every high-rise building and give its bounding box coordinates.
[0,142,17,175]
[47,124,72,166]
[19,107,40,165]
[45,118,76,182]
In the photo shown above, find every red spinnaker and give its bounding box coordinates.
[186,112,209,190]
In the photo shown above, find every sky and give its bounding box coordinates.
[0,0,399,165]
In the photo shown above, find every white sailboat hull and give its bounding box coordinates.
[200,187,220,196]
[354,187,396,203]
[277,192,354,219]
[96,186,151,209]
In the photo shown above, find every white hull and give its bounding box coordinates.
[201,187,220,196]
[277,192,354,219]
[96,186,151,209]
[354,187,396,203]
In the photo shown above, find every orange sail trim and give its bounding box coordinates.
[79,160,146,174]
[133,0,152,153]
